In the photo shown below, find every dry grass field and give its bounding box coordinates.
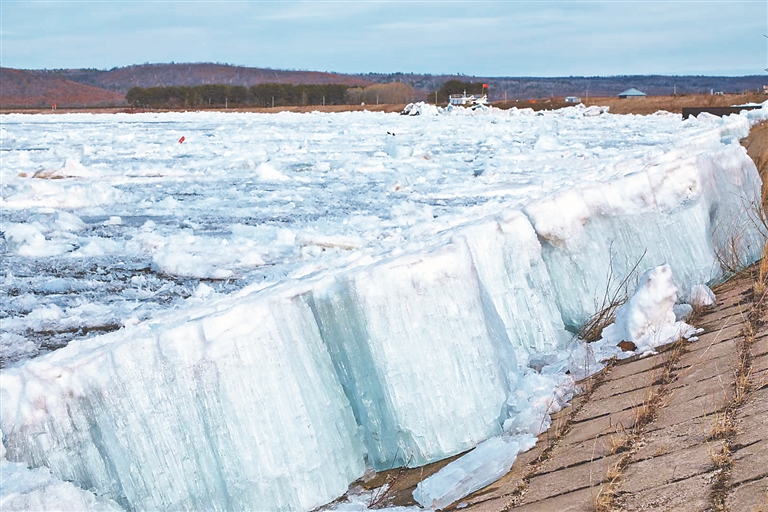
[3,91,765,116]
[583,92,767,115]
[744,118,768,166]
[743,119,768,211]
[492,92,767,115]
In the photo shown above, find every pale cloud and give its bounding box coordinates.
[1,0,765,75]
[376,17,502,32]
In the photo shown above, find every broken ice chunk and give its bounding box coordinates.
[413,434,537,510]
[689,284,716,308]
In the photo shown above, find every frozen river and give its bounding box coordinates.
[1,104,766,510]
[0,106,752,365]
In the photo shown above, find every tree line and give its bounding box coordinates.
[125,83,351,108]
[124,82,417,108]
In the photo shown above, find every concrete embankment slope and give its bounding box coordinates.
[455,271,767,511]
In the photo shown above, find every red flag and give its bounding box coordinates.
[178,136,185,144]
[482,84,488,88]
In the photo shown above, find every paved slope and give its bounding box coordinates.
[454,273,767,511]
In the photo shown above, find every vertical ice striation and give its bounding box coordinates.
[309,240,516,470]
[0,291,365,511]
[457,211,570,360]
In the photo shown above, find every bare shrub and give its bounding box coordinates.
[579,250,646,342]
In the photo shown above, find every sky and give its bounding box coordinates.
[1,1,767,77]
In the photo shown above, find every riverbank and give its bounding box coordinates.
[2,92,765,116]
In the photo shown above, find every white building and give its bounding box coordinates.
[618,88,647,99]
[449,91,488,106]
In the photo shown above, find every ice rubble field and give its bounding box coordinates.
[1,104,767,511]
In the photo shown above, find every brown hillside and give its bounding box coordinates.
[0,68,125,108]
[62,63,375,93]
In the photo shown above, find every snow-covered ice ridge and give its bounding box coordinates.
[1,104,767,511]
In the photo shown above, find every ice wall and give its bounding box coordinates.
[308,241,516,470]
[0,292,365,511]
[527,140,763,330]
[1,110,765,511]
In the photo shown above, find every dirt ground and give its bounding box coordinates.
[742,120,768,209]
[744,120,768,170]
[493,92,767,116]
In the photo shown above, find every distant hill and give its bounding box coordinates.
[0,68,126,108]
[1,62,766,109]
[34,63,375,93]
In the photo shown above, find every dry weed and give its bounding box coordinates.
[708,443,731,469]
[733,367,753,406]
[756,153,768,210]
[606,431,631,455]
[579,250,646,342]
[713,226,752,278]
[708,411,736,440]
[501,364,615,511]
[632,397,656,428]
[583,92,767,116]
[708,441,733,512]
[593,472,622,512]
[707,267,761,511]
[591,337,687,511]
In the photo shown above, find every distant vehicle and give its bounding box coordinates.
[448,84,489,107]
[564,96,581,103]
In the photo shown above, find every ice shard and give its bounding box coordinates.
[412,434,537,510]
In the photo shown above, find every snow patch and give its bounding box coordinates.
[600,264,698,355]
